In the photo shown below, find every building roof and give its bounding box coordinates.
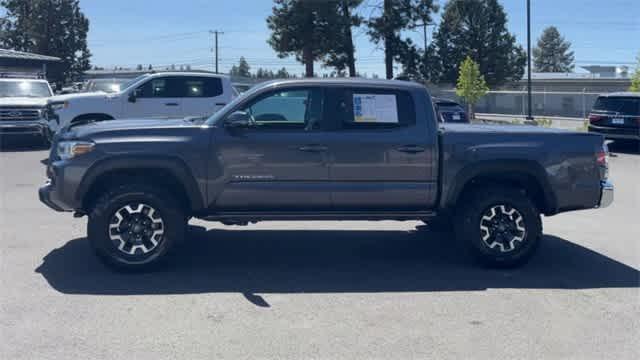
[599,92,640,98]
[0,49,61,62]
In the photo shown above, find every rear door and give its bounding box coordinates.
[124,76,183,118]
[178,76,228,118]
[324,87,438,210]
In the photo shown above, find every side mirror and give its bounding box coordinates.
[128,92,137,103]
[224,111,251,128]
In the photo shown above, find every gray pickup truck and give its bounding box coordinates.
[39,79,613,271]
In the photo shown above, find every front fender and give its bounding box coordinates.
[76,154,204,211]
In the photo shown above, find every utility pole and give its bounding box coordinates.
[526,0,533,120]
[210,30,224,74]
[412,22,434,53]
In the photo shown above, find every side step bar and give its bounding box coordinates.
[200,210,438,222]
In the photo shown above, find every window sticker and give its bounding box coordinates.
[353,94,399,123]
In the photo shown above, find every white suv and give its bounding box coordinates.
[47,72,236,132]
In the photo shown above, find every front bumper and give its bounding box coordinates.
[598,180,614,208]
[39,181,70,212]
[0,119,50,137]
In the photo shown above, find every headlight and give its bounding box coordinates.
[50,101,69,111]
[57,141,95,160]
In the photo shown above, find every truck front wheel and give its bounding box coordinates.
[87,184,186,271]
[455,186,542,268]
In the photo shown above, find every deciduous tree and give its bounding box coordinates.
[456,56,488,119]
[629,55,640,92]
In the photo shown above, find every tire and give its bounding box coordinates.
[87,183,186,271]
[454,186,542,268]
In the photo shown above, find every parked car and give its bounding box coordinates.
[588,92,640,141]
[0,74,54,143]
[433,98,469,123]
[45,72,236,133]
[83,78,129,93]
[39,78,613,271]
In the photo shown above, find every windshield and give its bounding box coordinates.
[0,81,52,98]
[119,75,150,92]
[593,97,640,116]
[206,84,264,125]
[87,79,128,93]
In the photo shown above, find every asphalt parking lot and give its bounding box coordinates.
[1,137,638,360]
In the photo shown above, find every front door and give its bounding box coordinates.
[210,87,331,211]
[124,76,183,118]
[323,87,438,210]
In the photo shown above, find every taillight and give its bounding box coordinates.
[596,150,607,165]
[589,114,603,123]
[596,144,609,179]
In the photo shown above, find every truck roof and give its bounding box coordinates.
[145,71,230,79]
[257,78,426,90]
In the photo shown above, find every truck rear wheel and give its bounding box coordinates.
[87,184,186,271]
[455,186,542,268]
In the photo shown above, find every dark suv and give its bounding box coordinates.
[433,98,468,123]
[588,93,640,141]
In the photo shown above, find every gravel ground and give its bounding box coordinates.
[1,138,638,360]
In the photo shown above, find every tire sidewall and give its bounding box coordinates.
[457,188,542,267]
[88,186,184,270]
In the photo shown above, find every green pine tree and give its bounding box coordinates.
[0,0,91,84]
[267,0,343,77]
[456,56,489,119]
[533,26,575,72]
[367,0,439,79]
[432,0,525,86]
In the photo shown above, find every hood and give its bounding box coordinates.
[48,91,115,103]
[63,118,197,139]
[0,97,49,107]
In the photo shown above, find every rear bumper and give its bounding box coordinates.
[589,125,640,140]
[0,120,49,137]
[598,180,614,208]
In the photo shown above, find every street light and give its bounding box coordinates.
[526,0,534,120]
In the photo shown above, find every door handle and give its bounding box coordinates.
[298,145,328,152]
[396,145,425,153]
[165,102,179,106]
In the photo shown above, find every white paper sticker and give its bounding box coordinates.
[353,94,399,123]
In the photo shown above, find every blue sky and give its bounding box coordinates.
[82,0,639,76]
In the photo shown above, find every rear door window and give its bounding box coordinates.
[327,88,416,130]
[593,97,640,116]
[181,77,223,98]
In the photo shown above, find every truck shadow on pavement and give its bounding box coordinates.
[36,226,639,307]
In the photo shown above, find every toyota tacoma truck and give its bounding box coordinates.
[39,79,613,271]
